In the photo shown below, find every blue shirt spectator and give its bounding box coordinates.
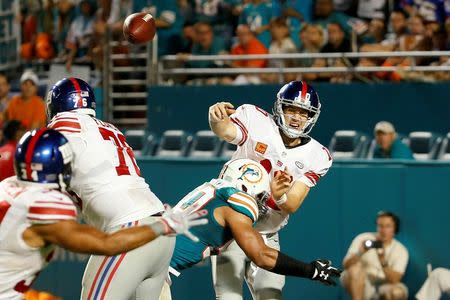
[373,121,414,159]
[135,0,183,56]
[239,0,273,48]
[187,22,227,68]
[273,0,313,47]
[313,0,352,36]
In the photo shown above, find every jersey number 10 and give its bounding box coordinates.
[98,127,141,176]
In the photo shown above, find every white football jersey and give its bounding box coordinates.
[48,112,164,229]
[229,105,333,234]
[0,177,77,300]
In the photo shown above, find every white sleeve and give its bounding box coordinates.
[48,115,86,154]
[27,193,78,224]
[107,0,121,25]
[228,105,251,146]
[299,146,333,187]
[344,233,367,262]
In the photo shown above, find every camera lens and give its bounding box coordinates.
[364,240,373,248]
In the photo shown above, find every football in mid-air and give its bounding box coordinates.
[123,12,156,44]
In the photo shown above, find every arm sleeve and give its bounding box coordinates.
[48,114,82,134]
[226,191,259,223]
[48,115,86,154]
[27,193,78,224]
[298,146,333,187]
[228,105,251,146]
[65,21,77,49]
[343,233,366,262]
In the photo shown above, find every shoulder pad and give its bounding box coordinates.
[227,191,259,223]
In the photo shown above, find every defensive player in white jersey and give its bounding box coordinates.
[45,77,183,299]
[0,129,206,300]
[208,80,333,299]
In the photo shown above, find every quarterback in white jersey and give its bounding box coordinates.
[0,129,206,300]
[209,81,332,299]
[45,78,198,300]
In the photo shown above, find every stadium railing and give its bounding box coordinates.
[159,51,450,82]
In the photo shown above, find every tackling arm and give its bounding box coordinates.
[223,208,341,285]
[27,220,160,256]
[25,207,207,256]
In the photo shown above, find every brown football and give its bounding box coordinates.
[123,12,156,44]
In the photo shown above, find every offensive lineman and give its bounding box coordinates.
[162,159,340,300]
[209,81,333,299]
[0,129,206,300]
[45,78,179,299]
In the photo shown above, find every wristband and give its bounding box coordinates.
[148,220,169,236]
[271,251,315,278]
[275,193,288,206]
[229,121,243,145]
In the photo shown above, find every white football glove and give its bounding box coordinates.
[160,205,208,242]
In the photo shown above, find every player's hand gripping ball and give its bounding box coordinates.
[123,12,156,44]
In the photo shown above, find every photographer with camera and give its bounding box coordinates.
[341,211,409,300]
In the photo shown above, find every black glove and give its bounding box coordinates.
[310,259,342,286]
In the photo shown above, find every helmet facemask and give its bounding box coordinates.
[274,98,321,139]
[254,191,270,216]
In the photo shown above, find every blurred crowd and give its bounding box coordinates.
[17,0,450,84]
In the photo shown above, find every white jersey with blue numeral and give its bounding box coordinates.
[228,105,333,234]
[0,177,78,300]
[48,112,164,230]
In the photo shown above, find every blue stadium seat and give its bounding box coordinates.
[407,131,442,160]
[328,130,369,159]
[219,141,237,159]
[437,133,450,161]
[154,130,192,157]
[187,130,222,158]
[142,132,157,156]
[124,129,146,156]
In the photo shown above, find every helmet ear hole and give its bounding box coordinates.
[241,185,248,193]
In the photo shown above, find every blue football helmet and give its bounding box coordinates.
[46,77,96,120]
[273,80,321,138]
[15,128,73,190]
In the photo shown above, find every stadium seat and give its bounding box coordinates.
[187,130,222,158]
[328,130,369,159]
[220,141,237,158]
[154,130,192,157]
[124,129,146,156]
[142,132,157,156]
[437,133,450,160]
[408,131,442,160]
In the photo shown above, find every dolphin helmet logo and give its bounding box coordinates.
[238,164,263,184]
